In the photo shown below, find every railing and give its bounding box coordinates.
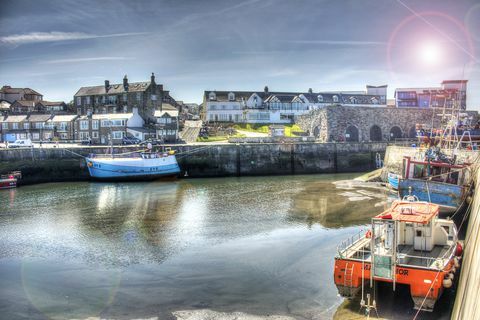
[337,229,366,258]
[397,242,457,270]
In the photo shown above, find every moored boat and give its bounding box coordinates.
[387,172,400,190]
[397,155,471,214]
[0,171,21,189]
[334,198,462,312]
[85,151,180,180]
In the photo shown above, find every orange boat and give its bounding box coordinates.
[334,198,463,311]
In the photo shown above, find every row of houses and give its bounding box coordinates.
[0,107,179,144]
[202,80,468,124]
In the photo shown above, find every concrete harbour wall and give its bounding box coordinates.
[0,142,387,184]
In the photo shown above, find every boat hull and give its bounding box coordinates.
[85,155,180,180]
[387,173,399,190]
[334,258,454,311]
[398,179,464,214]
[0,178,17,189]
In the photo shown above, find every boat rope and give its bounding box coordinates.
[63,148,87,159]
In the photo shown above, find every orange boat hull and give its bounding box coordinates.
[334,258,455,311]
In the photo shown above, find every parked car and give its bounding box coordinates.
[122,136,141,145]
[8,139,33,148]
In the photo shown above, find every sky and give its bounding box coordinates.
[0,0,479,107]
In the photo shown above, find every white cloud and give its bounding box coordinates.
[0,31,149,46]
[43,56,134,64]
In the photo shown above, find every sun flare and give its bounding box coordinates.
[419,42,442,66]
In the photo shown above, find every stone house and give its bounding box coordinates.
[10,100,38,113]
[0,86,43,103]
[44,114,79,140]
[154,105,179,143]
[74,108,144,144]
[36,101,68,114]
[73,73,168,122]
[25,114,53,141]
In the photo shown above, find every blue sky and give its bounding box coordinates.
[0,0,479,107]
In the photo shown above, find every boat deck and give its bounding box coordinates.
[397,244,452,268]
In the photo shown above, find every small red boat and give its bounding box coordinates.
[0,171,21,189]
[334,198,462,311]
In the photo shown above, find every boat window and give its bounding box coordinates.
[413,165,424,178]
[416,230,422,237]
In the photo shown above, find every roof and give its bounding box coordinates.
[48,115,78,122]
[1,115,27,123]
[38,101,66,106]
[374,201,439,224]
[0,86,42,96]
[154,110,178,117]
[441,80,468,84]
[12,100,37,107]
[27,114,52,122]
[161,103,177,111]
[91,113,133,120]
[0,100,11,110]
[75,82,152,96]
[127,127,155,133]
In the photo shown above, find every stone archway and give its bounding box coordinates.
[409,126,417,138]
[345,125,359,142]
[389,126,402,141]
[370,125,382,142]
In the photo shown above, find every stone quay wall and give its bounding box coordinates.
[0,142,388,184]
[297,106,479,143]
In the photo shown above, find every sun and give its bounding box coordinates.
[419,42,442,66]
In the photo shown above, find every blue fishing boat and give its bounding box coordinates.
[397,155,471,214]
[85,151,180,180]
[398,179,465,214]
[387,172,400,190]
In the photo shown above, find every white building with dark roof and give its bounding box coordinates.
[203,85,387,124]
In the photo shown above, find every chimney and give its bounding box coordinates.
[308,88,313,94]
[105,80,110,92]
[123,75,128,91]
[264,86,269,94]
[151,72,155,84]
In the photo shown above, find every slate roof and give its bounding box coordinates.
[75,82,151,96]
[38,101,66,106]
[48,115,78,122]
[0,100,11,110]
[1,115,27,123]
[154,110,179,117]
[0,86,42,96]
[12,100,37,107]
[27,114,52,122]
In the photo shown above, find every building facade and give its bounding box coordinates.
[154,107,179,143]
[0,86,43,103]
[203,85,387,124]
[395,80,467,109]
[74,73,165,121]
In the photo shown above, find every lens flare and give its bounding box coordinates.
[419,42,442,65]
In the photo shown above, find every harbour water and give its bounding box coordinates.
[0,175,457,319]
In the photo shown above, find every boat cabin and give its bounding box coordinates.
[402,156,468,186]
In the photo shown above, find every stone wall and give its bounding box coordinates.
[0,142,388,184]
[297,106,479,143]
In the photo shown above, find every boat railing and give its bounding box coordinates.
[337,229,367,258]
[397,243,456,270]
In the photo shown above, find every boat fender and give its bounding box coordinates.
[365,230,372,238]
[443,277,453,288]
[87,161,93,167]
[448,272,454,280]
[168,150,175,155]
[450,266,456,274]
[454,257,460,269]
[455,243,463,257]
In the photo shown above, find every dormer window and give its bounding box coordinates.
[228,92,235,101]
[317,95,324,102]
[333,95,339,103]
[209,92,216,101]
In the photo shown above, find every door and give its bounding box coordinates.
[372,220,396,280]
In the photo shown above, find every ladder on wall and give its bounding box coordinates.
[344,262,355,295]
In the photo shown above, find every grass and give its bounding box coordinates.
[233,123,304,137]
[196,133,246,142]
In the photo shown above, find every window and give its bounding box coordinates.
[166,118,171,124]
[1,123,7,130]
[101,120,110,127]
[79,132,89,140]
[136,92,142,101]
[32,133,40,140]
[228,92,235,101]
[108,95,117,104]
[92,120,99,130]
[80,120,89,130]
[35,122,43,129]
[101,96,106,104]
[95,96,100,104]
[209,92,216,100]
[92,131,99,138]
[76,97,81,106]
[85,96,91,105]
[112,131,123,139]
[333,95,339,103]
[59,122,67,130]
[24,122,30,129]
[12,123,19,129]
[123,94,127,102]
[209,104,217,110]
